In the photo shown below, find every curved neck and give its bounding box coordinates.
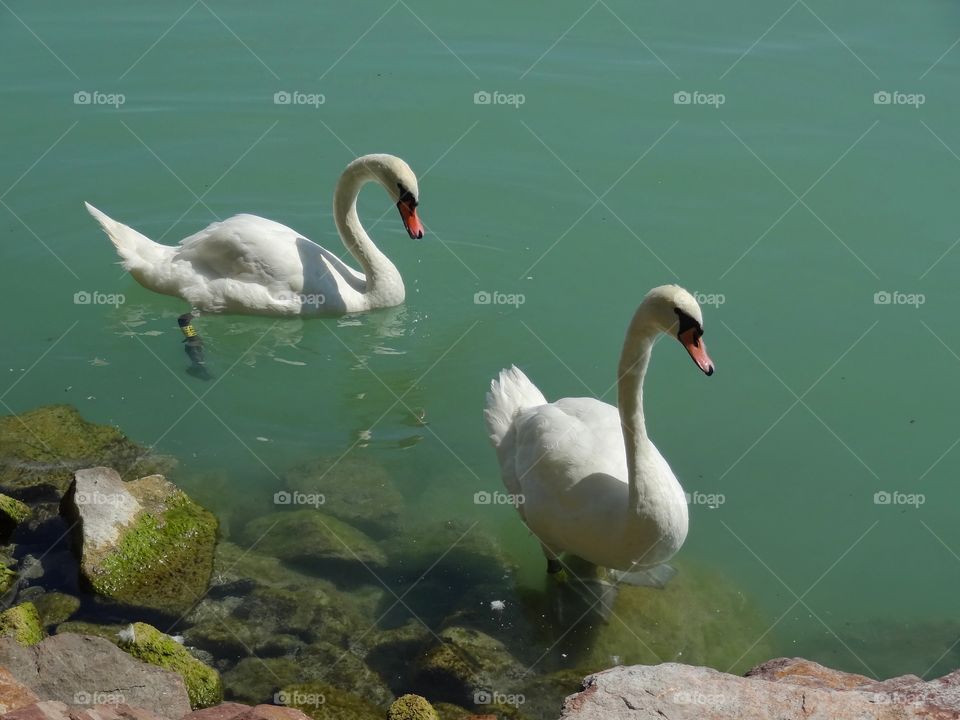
[332,161,401,298]
[617,306,660,513]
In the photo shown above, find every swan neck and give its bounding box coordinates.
[617,310,659,509]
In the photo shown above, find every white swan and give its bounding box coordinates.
[484,285,714,581]
[85,154,423,316]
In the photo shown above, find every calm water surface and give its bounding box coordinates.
[3,0,960,683]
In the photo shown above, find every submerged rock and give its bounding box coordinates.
[278,682,381,720]
[0,405,169,503]
[0,602,43,645]
[31,591,81,626]
[63,468,218,616]
[282,456,402,538]
[242,510,386,575]
[0,633,191,718]
[560,658,960,719]
[387,694,439,720]
[55,619,126,642]
[119,622,223,709]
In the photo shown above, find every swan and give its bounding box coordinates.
[84,154,423,316]
[484,285,714,584]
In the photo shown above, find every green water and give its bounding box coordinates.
[3,0,960,684]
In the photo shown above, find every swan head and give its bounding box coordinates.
[359,154,424,239]
[643,285,714,376]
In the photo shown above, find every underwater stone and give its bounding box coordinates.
[31,591,81,627]
[278,682,382,720]
[0,602,43,645]
[387,694,439,720]
[63,469,218,616]
[282,455,402,538]
[118,622,223,709]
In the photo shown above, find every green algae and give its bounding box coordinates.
[387,694,439,720]
[0,602,43,645]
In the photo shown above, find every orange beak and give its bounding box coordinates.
[397,200,424,239]
[679,327,714,376]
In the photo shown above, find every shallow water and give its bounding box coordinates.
[3,0,960,691]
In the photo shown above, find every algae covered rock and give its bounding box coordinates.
[54,620,125,642]
[278,683,381,720]
[388,694,439,720]
[0,602,43,645]
[0,494,30,541]
[0,405,168,502]
[32,592,80,626]
[64,468,217,616]
[282,455,402,537]
[243,510,386,573]
[118,622,223,709]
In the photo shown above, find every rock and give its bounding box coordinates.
[32,591,81,627]
[388,694,439,720]
[0,405,169,504]
[365,622,433,694]
[431,704,472,720]
[411,626,526,707]
[277,683,382,720]
[183,703,312,720]
[55,620,125,642]
[2,701,169,720]
[559,659,960,719]
[0,666,39,713]
[0,494,30,542]
[63,468,218,616]
[118,622,223,709]
[0,603,42,645]
[242,510,386,575]
[282,456,402,538]
[0,633,190,718]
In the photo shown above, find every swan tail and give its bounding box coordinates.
[84,202,168,272]
[484,365,547,447]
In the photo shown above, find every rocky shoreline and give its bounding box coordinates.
[1,403,957,719]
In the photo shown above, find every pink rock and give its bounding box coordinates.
[0,667,39,714]
[2,700,70,720]
[181,705,311,720]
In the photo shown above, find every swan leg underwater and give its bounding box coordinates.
[84,153,424,317]
[484,285,715,611]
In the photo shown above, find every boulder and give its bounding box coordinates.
[118,622,223,709]
[282,456,402,538]
[387,694,439,720]
[0,603,42,645]
[2,701,168,720]
[0,666,39,713]
[0,494,30,542]
[183,704,312,720]
[31,592,81,627]
[558,658,960,719]
[63,468,218,616]
[242,510,386,575]
[0,633,190,718]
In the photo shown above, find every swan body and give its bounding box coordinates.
[85,154,423,316]
[484,286,715,573]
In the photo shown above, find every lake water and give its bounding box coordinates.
[3,0,960,689]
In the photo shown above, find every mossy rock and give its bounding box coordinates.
[388,694,439,720]
[68,472,218,616]
[283,455,403,538]
[0,564,16,596]
[0,602,43,645]
[279,682,381,720]
[222,657,300,705]
[32,592,81,626]
[243,510,386,574]
[55,620,125,642]
[0,494,30,542]
[0,405,169,502]
[118,622,222,709]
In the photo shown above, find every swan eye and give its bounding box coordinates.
[397,184,418,207]
[674,308,702,339]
